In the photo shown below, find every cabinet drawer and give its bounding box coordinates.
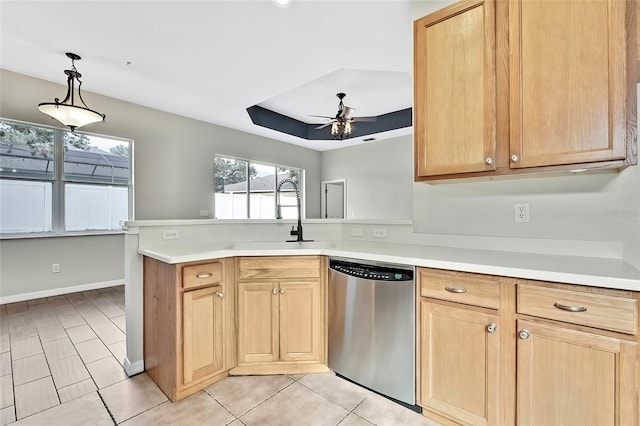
[419,268,500,310]
[517,285,637,335]
[238,256,320,280]
[182,262,223,289]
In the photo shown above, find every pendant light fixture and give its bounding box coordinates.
[38,52,105,132]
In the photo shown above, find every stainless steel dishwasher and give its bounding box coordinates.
[328,257,416,406]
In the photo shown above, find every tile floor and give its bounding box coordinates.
[0,286,438,426]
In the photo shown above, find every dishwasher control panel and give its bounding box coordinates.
[330,259,413,281]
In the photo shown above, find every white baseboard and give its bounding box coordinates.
[0,279,124,304]
[124,357,144,377]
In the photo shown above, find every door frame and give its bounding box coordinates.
[320,179,347,219]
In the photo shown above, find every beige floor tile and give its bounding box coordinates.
[42,337,77,361]
[65,324,96,344]
[86,356,128,389]
[83,314,111,330]
[45,295,67,304]
[26,299,47,307]
[74,338,111,364]
[57,313,85,329]
[354,391,438,426]
[14,376,59,419]
[57,379,97,403]
[227,420,243,426]
[35,323,66,343]
[0,375,13,409]
[26,304,53,315]
[299,373,370,410]
[0,406,15,426]
[92,323,125,345]
[12,392,111,426]
[31,314,61,330]
[0,335,8,354]
[74,304,101,318]
[98,288,115,294]
[10,336,42,360]
[241,382,348,426]
[288,373,306,381]
[65,293,88,304]
[121,391,235,426]
[339,413,375,426]
[97,303,124,319]
[110,315,126,332]
[5,303,28,316]
[6,314,31,328]
[99,373,167,423]
[205,374,294,416]
[107,340,126,366]
[12,354,49,386]
[8,325,37,342]
[0,352,11,376]
[48,355,90,389]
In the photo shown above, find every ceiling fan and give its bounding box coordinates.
[310,93,377,140]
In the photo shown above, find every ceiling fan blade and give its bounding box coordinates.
[315,123,333,129]
[341,106,355,118]
[309,115,335,119]
[352,116,377,123]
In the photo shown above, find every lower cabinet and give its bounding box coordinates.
[144,257,235,401]
[516,320,637,426]
[420,301,500,426]
[418,268,640,426]
[182,285,225,385]
[233,256,327,375]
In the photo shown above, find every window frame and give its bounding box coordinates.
[214,154,305,220]
[0,118,134,238]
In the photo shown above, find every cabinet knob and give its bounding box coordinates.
[487,323,497,333]
[485,157,493,165]
[216,291,224,298]
[511,154,520,162]
[518,329,530,340]
[272,288,277,295]
[279,288,286,295]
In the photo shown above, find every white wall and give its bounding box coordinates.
[320,135,414,219]
[0,69,323,299]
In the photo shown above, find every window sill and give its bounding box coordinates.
[0,230,125,240]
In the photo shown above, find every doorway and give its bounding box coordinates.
[321,179,346,219]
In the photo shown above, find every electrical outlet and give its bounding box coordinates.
[52,263,60,273]
[514,203,530,223]
[199,210,209,217]
[162,230,180,240]
[350,227,363,237]
[373,228,387,238]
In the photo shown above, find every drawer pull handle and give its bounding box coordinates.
[196,273,212,279]
[445,286,467,294]
[554,303,587,313]
[216,291,224,298]
[272,288,278,295]
[519,329,530,340]
[486,323,497,333]
[280,288,286,295]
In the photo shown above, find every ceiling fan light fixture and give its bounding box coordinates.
[38,52,106,132]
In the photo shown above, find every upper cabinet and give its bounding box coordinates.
[414,0,637,181]
[414,0,496,177]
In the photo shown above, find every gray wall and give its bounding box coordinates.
[320,135,413,219]
[0,69,322,299]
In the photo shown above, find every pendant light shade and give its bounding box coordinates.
[38,52,105,132]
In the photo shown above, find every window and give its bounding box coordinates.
[0,119,132,235]
[214,155,303,220]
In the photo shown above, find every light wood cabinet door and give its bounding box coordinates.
[182,285,225,385]
[414,0,496,177]
[420,301,500,426]
[509,0,629,168]
[279,281,320,362]
[517,320,637,426]
[237,282,279,364]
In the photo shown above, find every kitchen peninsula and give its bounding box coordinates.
[125,219,640,424]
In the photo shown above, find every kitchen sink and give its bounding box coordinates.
[231,241,334,250]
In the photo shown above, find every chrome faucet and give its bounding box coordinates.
[276,178,312,242]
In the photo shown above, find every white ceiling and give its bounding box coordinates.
[0,0,415,151]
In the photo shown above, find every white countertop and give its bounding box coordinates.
[139,240,640,291]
